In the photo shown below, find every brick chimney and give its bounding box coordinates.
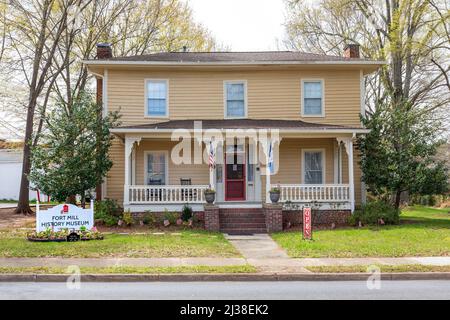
[96,43,112,59]
[343,44,360,58]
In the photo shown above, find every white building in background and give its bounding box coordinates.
[0,149,41,201]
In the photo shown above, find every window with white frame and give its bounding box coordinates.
[303,150,324,184]
[146,152,167,185]
[302,80,324,116]
[225,81,246,118]
[146,80,168,117]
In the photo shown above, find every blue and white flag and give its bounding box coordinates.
[268,141,274,174]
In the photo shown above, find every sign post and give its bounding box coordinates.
[302,206,312,240]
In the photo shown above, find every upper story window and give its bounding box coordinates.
[302,80,324,117]
[303,149,324,184]
[225,81,247,118]
[146,80,168,117]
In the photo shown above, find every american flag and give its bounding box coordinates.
[208,140,215,169]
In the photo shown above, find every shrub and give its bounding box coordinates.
[350,200,400,225]
[163,210,178,225]
[122,210,133,226]
[94,199,122,227]
[181,204,193,222]
[142,211,157,226]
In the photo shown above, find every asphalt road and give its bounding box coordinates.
[0,281,449,300]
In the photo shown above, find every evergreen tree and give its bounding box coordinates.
[29,92,120,205]
[358,101,448,208]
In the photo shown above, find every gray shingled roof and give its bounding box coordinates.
[98,51,373,63]
[116,119,362,130]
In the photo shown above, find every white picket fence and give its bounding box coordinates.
[126,185,209,204]
[275,184,350,203]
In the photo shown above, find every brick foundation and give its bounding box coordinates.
[263,204,283,232]
[204,204,220,231]
[131,211,204,226]
[283,210,351,228]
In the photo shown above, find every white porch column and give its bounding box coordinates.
[337,137,355,212]
[124,136,141,205]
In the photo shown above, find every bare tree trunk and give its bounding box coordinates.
[394,190,402,209]
[15,105,35,215]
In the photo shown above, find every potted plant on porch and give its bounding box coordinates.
[269,185,281,203]
[204,187,216,204]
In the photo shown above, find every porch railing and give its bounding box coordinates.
[126,185,209,204]
[275,184,350,203]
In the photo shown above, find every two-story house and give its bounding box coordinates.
[84,44,384,233]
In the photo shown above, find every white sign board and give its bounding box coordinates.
[36,201,94,232]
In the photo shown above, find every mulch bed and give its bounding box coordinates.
[0,207,35,230]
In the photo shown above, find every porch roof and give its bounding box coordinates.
[111,119,369,135]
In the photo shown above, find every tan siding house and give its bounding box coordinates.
[85,46,383,232]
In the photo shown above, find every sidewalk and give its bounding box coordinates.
[1,256,449,270]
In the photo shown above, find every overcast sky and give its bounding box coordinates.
[185,0,287,51]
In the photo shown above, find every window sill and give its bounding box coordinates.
[144,115,169,119]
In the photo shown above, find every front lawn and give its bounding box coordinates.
[0,230,240,258]
[272,206,450,258]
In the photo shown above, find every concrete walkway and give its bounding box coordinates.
[224,234,310,272]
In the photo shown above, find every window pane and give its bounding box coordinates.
[147,82,166,99]
[226,83,245,117]
[148,98,166,116]
[227,100,245,117]
[147,153,166,185]
[303,81,322,115]
[304,98,322,115]
[147,81,167,116]
[304,82,322,98]
[226,83,244,100]
[304,151,323,184]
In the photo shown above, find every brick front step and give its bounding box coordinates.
[219,213,264,219]
[219,208,262,213]
[220,222,266,229]
[221,228,267,235]
[218,209,267,233]
[219,217,266,223]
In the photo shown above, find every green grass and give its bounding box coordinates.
[306,265,450,273]
[0,230,240,258]
[0,199,60,204]
[0,265,256,274]
[272,206,450,258]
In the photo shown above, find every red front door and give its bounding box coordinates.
[225,144,246,201]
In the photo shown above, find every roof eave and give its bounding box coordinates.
[83,60,386,66]
[110,128,370,134]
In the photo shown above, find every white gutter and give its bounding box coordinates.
[83,60,386,66]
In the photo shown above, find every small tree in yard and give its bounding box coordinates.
[357,101,448,209]
[29,92,120,206]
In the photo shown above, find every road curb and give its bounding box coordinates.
[1,272,450,282]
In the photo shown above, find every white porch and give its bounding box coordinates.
[120,134,357,213]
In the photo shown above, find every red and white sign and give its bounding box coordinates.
[36,201,94,232]
[303,207,312,240]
